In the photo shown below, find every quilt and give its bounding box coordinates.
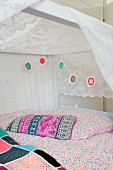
[0,128,66,170]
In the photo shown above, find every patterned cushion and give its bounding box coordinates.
[0,110,36,130]
[6,115,77,140]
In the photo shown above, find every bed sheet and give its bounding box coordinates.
[7,131,113,170]
[0,108,113,169]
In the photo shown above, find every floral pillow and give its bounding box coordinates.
[6,114,77,140]
[71,110,113,139]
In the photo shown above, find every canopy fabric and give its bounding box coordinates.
[0,0,39,23]
[0,0,113,97]
[69,8,113,92]
[0,53,58,113]
[54,52,113,97]
[0,12,90,55]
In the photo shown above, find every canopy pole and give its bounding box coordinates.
[23,0,80,29]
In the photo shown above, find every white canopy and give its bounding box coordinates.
[0,0,113,98]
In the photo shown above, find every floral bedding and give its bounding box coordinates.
[0,108,113,170]
[7,130,113,170]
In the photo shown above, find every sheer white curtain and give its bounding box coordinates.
[54,52,113,98]
[0,0,38,23]
[45,56,58,111]
[1,0,113,95]
[0,53,58,113]
[69,8,113,91]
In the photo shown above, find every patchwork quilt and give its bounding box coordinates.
[0,128,66,170]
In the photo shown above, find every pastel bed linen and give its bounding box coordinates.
[0,110,37,130]
[7,131,113,170]
[1,108,113,169]
[0,128,66,170]
[6,115,77,140]
[2,108,113,140]
[71,110,113,139]
[43,109,113,139]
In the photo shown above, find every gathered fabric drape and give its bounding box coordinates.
[68,8,113,91]
[0,53,58,113]
[0,0,39,23]
[0,0,113,96]
[54,52,113,97]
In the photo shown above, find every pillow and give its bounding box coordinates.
[71,109,113,139]
[0,110,36,130]
[6,114,77,140]
[44,108,79,116]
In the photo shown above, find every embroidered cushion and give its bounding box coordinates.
[0,110,36,130]
[6,115,77,140]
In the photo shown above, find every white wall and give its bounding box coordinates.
[103,98,113,113]
[103,0,113,25]
[52,0,103,20]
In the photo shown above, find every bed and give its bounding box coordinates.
[0,128,66,170]
[0,108,113,170]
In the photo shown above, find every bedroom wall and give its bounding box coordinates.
[52,0,103,20]
[103,98,113,113]
[103,0,113,25]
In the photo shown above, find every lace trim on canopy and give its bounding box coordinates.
[0,0,38,23]
[54,52,113,98]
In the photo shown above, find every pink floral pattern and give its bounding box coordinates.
[7,131,113,170]
[37,116,61,137]
[71,109,113,139]
[0,108,113,169]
